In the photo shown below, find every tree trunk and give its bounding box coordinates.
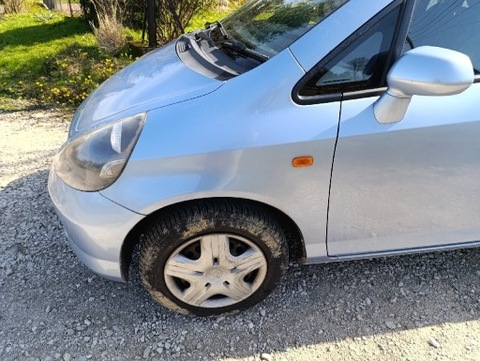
[147,0,157,47]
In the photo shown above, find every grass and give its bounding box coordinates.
[0,13,91,80]
[0,11,135,108]
[0,6,239,110]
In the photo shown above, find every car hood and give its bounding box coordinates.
[70,42,224,136]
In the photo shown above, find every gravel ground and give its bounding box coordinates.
[0,107,479,361]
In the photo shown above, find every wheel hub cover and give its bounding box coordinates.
[163,233,269,308]
[207,267,225,279]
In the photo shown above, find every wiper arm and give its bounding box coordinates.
[194,21,227,46]
[204,21,269,64]
[205,21,229,40]
[218,40,269,63]
[194,29,210,42]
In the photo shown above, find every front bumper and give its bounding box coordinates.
[48,168,145,281]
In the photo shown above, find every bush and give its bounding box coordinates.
[91,13,126,55]
[2,0,25,13]
[155,0,216,44]
[19,44,134,106]
[81,0,244,46]
[90,0,126,55]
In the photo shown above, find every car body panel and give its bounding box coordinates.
[71,42,223,135]
[100,49,341,259]
[328,83,480,255]
[48,170,144,281]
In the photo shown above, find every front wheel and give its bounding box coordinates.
[139,201,288,316]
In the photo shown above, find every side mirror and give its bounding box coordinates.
[374,46,474,124]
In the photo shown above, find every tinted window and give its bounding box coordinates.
[406,0,480,73]
[298,7,400,98]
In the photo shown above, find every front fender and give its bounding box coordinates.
[100,141,330,260]
[100,49,339,260]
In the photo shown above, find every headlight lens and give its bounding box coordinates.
[54,113,146,191]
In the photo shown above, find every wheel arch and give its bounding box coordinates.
[120,197,306,281]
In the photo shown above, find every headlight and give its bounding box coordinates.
[54,113,146,191]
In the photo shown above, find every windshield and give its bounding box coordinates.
[218,0,349,58]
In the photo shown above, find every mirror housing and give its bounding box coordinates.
[374,46,474,124]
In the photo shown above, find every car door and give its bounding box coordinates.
[325,0,480,256]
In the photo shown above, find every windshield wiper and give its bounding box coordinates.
[204,21,270,64]
[205,21,229,40]
[218,40,269,63]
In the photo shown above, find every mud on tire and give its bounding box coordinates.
[139,200,289,316]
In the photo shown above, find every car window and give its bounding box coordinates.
[406,0,480,74]
[313,32,384,88]
[220,0,350,58]
[297,7,400,98]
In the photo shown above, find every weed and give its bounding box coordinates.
[34,45,134,105]
[34,10,57,23]
[90,0,126,55]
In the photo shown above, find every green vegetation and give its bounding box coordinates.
[0,6,237,110]
[186,8,232,32]
[0,12,133,108]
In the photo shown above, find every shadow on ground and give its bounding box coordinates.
[0,17,90,51]
[0,170,479,360]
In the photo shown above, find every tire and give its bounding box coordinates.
[139,200,289,316]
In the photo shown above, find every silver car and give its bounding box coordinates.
[48,0,480,316]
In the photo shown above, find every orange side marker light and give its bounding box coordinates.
[292,156,314,168]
